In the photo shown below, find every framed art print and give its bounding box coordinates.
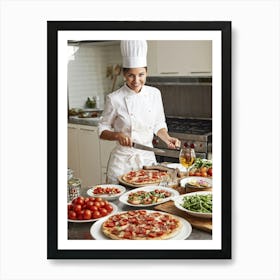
[47,21,231,259]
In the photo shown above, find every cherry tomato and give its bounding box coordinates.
[92,210,101,219]
[100,208,108,217]
[77,210,84,220]
[68,204,73,211]
[73,204,82,213]
[72,197,79,204]
[84,197,90,203]
[86,201,94,208]
[83,209,92,220]
[93,201,101,208]
[89,205,98,212]
[75,197,85,205]
[95,197,103,202]
[89,197,96,202]
[68,210,76,220]
[105,204,113,213]
[207,168,213,176]
[99,201,105,207]
[201,167,207,173]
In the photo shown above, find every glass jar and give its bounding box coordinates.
[67,177,81,203]
[67,168,74,180]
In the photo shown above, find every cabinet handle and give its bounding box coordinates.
[80,128,97,132]
[160,71,179,74]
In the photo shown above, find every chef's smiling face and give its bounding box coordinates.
[123,67,147,93]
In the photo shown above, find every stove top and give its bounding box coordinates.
[166,118,212,135]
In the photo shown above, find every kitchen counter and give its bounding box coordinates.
[68,185,212,240]
[68,116,101,126]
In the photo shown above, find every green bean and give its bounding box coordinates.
[181,194,212,213]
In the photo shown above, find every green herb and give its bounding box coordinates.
[193,158,212,169]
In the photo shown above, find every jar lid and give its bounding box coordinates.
[68,177,81,187]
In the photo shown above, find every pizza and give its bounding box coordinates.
[93,186,121,195]
[121,169,169,185]
[101,210,182,240]
[127,189,172,205]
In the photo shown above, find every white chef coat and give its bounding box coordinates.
[98,84,167,184]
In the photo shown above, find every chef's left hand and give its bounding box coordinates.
[166,137,181,150]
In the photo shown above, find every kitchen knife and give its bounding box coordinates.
[132,142,166,154]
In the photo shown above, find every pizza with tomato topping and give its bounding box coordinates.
[121,169,169,185]
[127,189,172,205]
[101,210,182,240]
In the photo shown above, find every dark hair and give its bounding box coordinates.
[123,67,147,74]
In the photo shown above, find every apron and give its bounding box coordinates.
[106,91,157,184]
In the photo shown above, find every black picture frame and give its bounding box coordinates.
[47,21,231,259]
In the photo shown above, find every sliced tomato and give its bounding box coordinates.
[128,211,136,216]
[119,219,128,226]
[123,231,133,239]
[148,232,157,238]
[156,231,164,236]
[105,222,115,228]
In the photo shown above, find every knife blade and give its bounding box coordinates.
[132,142,166,154]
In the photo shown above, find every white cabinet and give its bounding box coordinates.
[78,125,101,187]
[68,124,101,188]
[68,124,80,178]
[147,40,212,76]
[68,124,116,186]
[99,140,116,183]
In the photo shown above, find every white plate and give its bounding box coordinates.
[166,163,187,172]
[90,210,192,240]
[86,184,126,201]
[68,202,118,223]
[180,176,212,189]
[173,192,212,218]
[119,185,180,207]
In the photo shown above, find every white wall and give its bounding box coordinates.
[68,42,123,109]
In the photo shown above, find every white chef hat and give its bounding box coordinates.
[120,40,147,68]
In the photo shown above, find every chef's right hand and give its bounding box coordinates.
[115,132,132,147]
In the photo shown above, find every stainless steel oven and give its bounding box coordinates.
[154,117,212,163]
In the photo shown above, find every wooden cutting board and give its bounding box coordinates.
[154,200,212,233]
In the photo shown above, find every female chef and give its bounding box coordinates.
[98,40,180,184]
